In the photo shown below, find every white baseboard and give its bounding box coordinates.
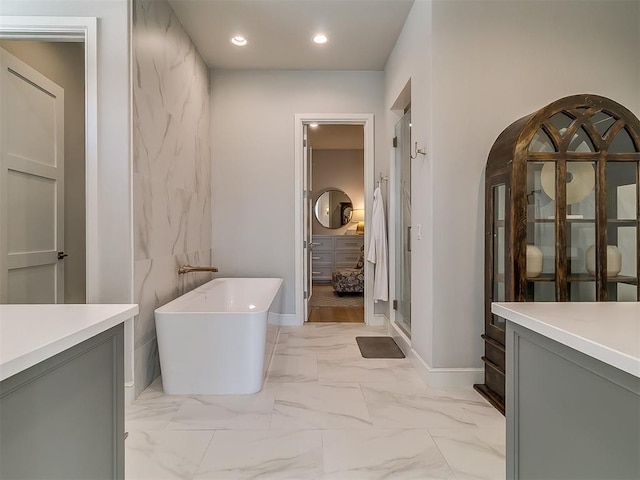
[410,353,483,388]
[124,381,136,404]
[389,321,483,388]
[273,313,301,326]
[369,313,388,326]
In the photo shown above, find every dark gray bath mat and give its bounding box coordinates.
[356,336,405,359]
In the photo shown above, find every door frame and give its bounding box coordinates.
[0,16,99,303]
[294,113,375,325]
[0,16,137,402]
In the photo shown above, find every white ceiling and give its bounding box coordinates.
[168,0,415,70]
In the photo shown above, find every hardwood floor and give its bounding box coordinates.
[307,306,364,323]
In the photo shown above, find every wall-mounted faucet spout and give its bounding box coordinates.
[178,265,219,275]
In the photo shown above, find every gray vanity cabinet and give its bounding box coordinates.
[506,321,640,480]
[0,324,124,479]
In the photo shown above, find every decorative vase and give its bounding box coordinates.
[526,245,544,278]
[585,245,622,277]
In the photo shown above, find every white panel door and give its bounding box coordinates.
[0,48,64,304]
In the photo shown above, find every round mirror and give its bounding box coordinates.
[314,189,353,229]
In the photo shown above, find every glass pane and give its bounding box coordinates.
[529,128,556,152]
[550,112,574,132]
[610,224,637,302]
[539,161,596,209]
[530,282,556,302]
[570,282,596,301]
[527,162,555,220]
[609,127,637,153]
[616,283,638,301]
[527,162,555,300]
[569,221,596,302]
[617,226,636,279]
[492,184,506,328]
[493,185,505,299]
[567,126,596,152]
[566,162,596,217]
[590,111,616,137]
[608,163,637,220]
[394,110,411,336]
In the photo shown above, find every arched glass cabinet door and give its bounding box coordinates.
[525,102,640,302]
[484,173,509,364]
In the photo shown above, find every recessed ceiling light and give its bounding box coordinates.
[231,36,247,46]
[312,33,328,45]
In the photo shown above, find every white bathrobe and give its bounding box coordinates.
[367,186,388,302]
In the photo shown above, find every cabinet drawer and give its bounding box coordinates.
[312,265,333,279]
[335,252,362,264]
[335,236,364,251]
[311,252,332,263]
[311,236,334,252]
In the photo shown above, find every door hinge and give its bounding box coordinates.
[304,291,308,300]
[303,240,307,249]
[393,300,398,310]
[304,139,307,147]
[393,136,398,148]
[303,189,307,198]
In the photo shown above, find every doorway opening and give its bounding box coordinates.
[307,124,365,323]
[0,39,86,304]
[294,113,375,326]
[0,17,98,304]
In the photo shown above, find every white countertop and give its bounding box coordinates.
[0,304,138,381]
[492,302,640,379]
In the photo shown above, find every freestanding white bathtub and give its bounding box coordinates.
[154,277,283,394]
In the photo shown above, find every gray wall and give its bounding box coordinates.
[132,0,212,394]
[210,70,385,316]
[384,0,640,372]
[0,40,86,304]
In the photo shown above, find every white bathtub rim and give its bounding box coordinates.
[155,277,283,315]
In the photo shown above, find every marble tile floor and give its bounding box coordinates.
[126,322,506,480]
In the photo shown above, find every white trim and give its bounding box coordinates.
[371,312,388,326]
[127,0,136,396]
[124,381,136,405]
[389,318,412,353]
[273,313,300,327]
[294,113,375,326]
[389,320,482,387]
[84,19,99,305]
[410,353,484,388]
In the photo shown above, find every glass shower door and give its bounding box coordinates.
[394,111,411,336]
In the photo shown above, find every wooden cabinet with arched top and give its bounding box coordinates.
[474,94,640,413]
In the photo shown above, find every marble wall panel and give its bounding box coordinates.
[134,248,213,348]
[133,0,211,395]
[134,336,161,397]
